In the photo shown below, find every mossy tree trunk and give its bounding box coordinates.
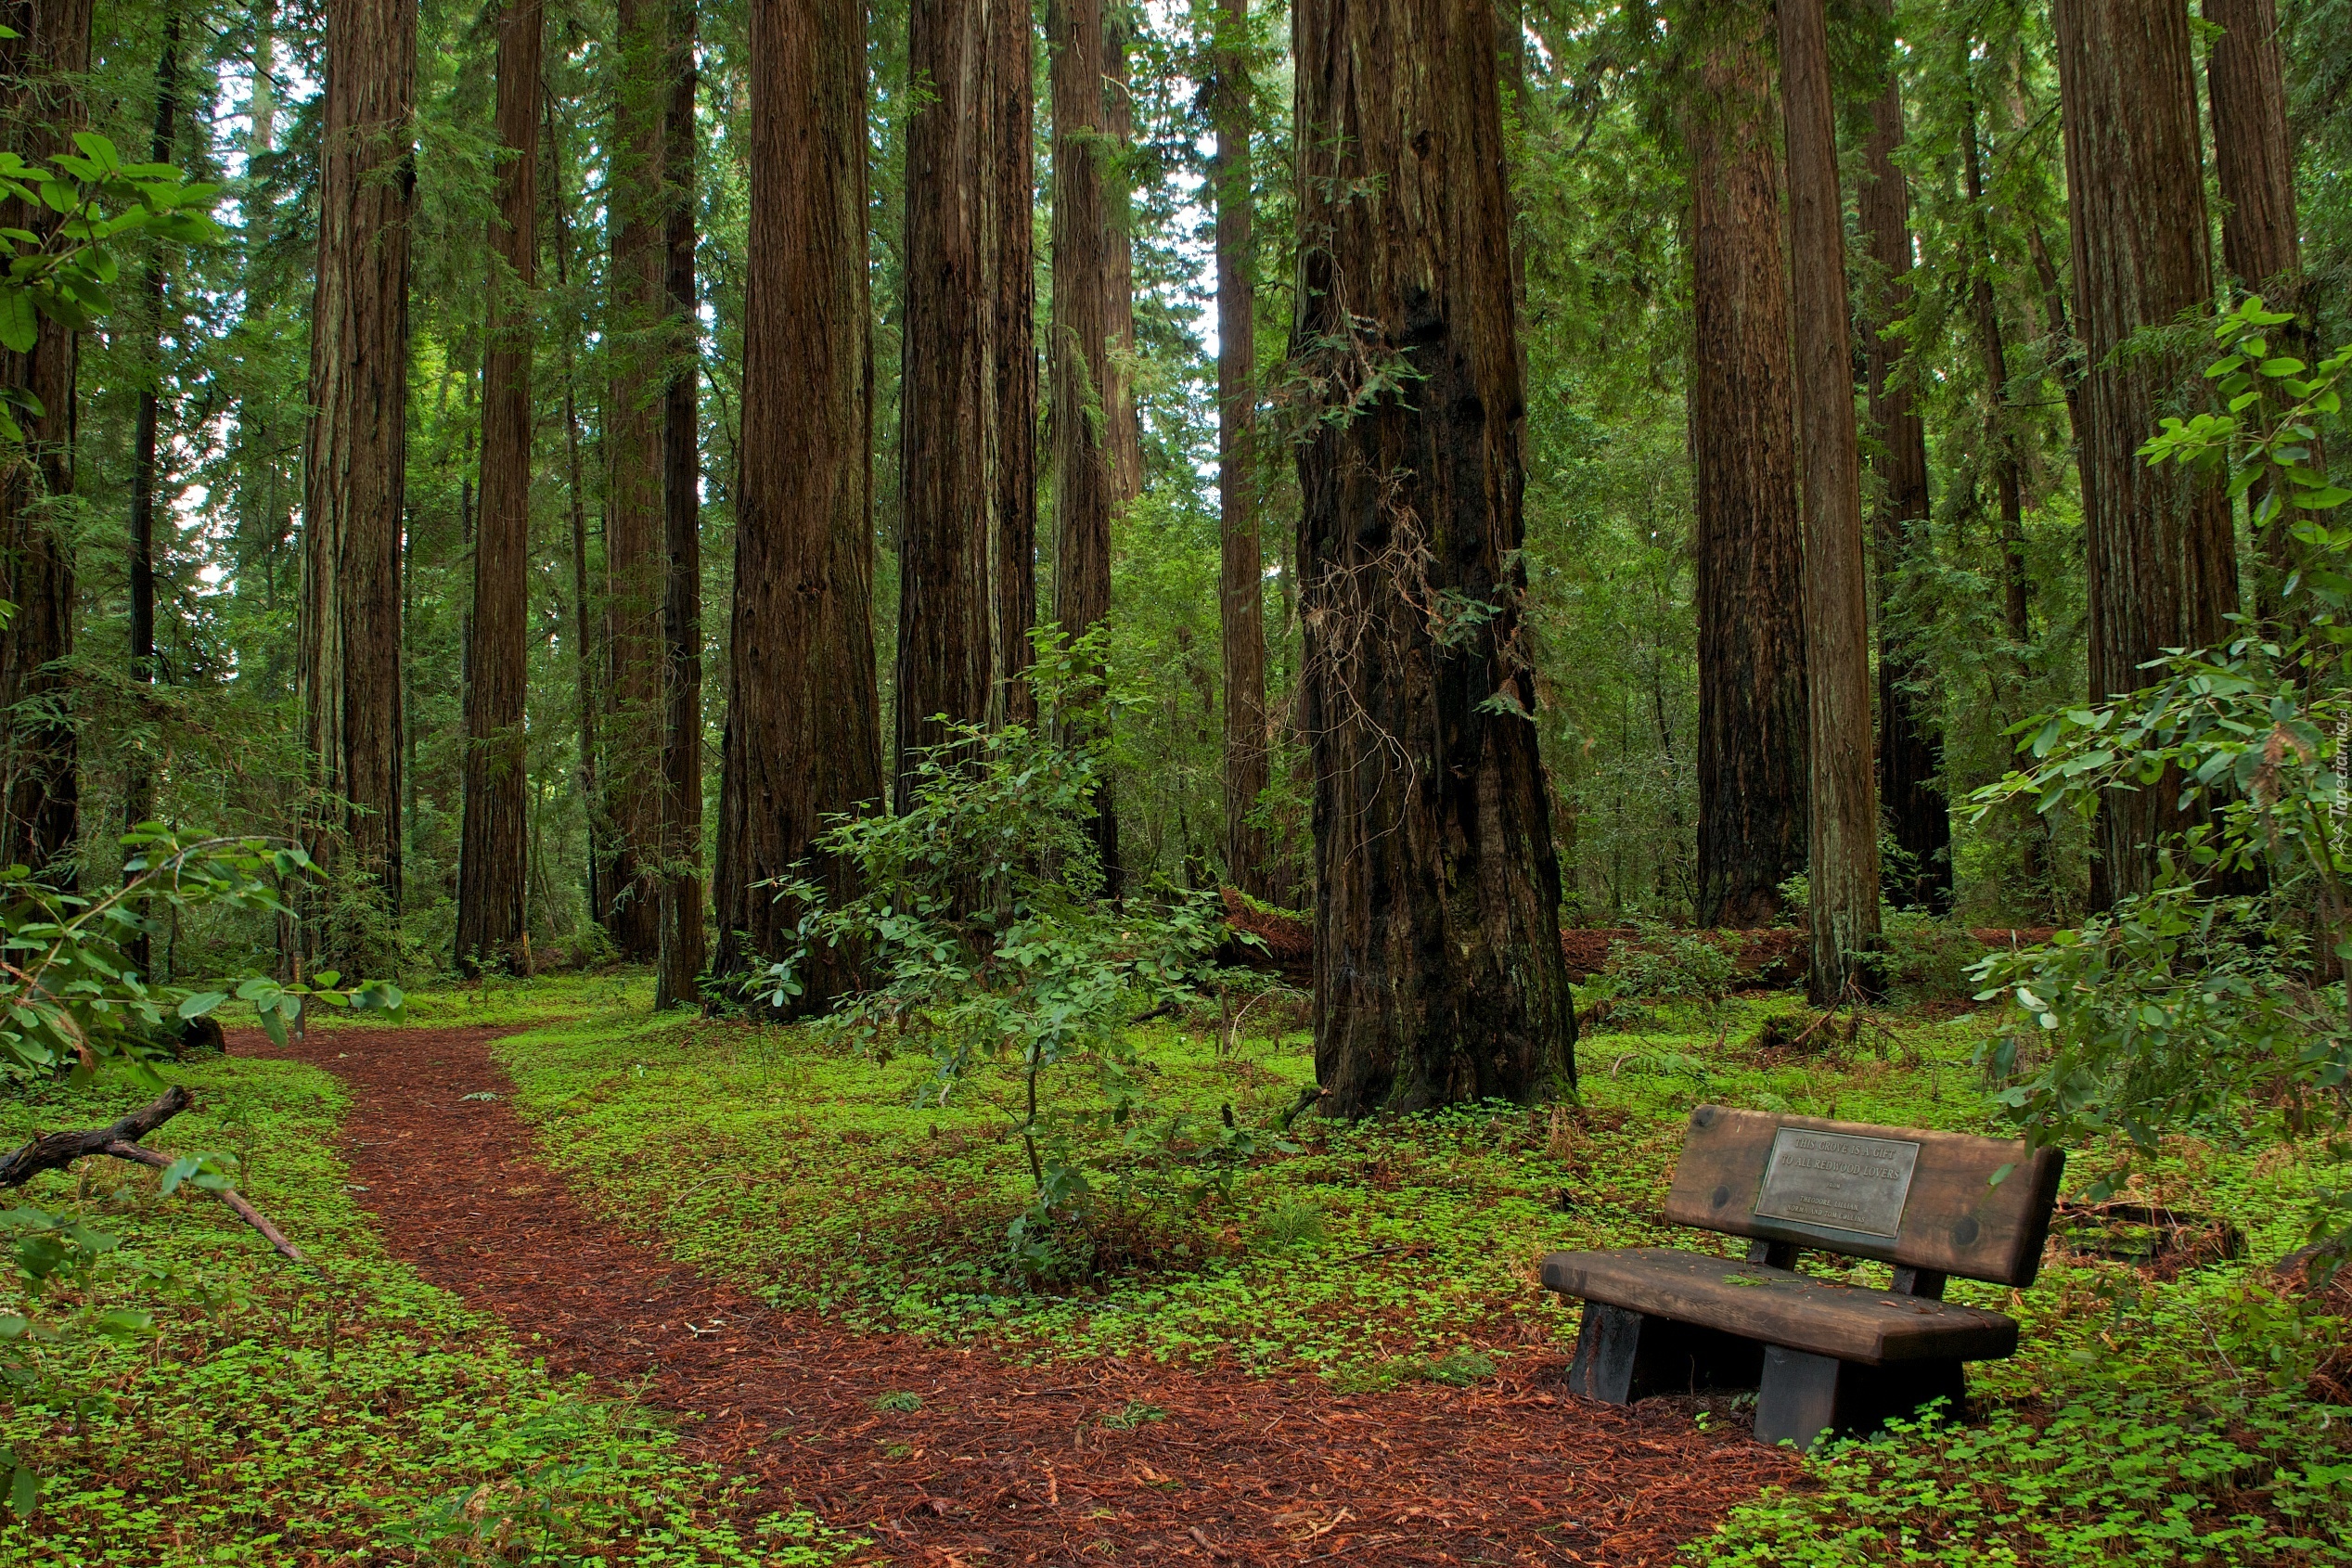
[1292,0,1575,1116]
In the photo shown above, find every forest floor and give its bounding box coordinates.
[252,1022,1791,1566]
[3,976,2348,1565]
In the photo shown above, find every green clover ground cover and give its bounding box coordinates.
[442,976,2352,1566]
[0,1047,854,1566]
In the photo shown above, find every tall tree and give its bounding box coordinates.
[2054,0,2237,906]
[653,0,704,1009]
[1688,5,1806,931]
[1960,85,2032,654]
[1050,0,1123,889]
[602,0,666,959]
[0,0,94,882]
[1292,0,1575,1114]
[456,0,543,971]
[1104,11,1141,502]
[2204,0,2310,608]
[1780,0,1880,1001]
[713,0,879,1011]
[1860,6,1947,914]
[1212,0,1270,899]
[896,0,1035,793]
[298,0,416,945]
[545,88,605,929]
[124,9,181,974]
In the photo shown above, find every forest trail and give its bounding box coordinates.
[248,1026,1794,1566]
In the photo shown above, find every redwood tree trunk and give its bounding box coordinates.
[713,0,880,1012]
[896,0,1035,795]
[1961,88,2033,653]
[124,10,179,972]
[602,0,666,959]
[1105,14,1141,503]
[2054,0,2237,907]
[1689,6,1806,931]
[653,0,704,1009]
[1292,0,1575,1116]
[1214,0,1271,901]
[456,0,542,972]
[545,92,605,928]
[1859,11,1947,914]
[2204,0,2308,615]
[1049,0,1122,892]
[299,0,414,946]
[0,0,93,884]
[1780,0,1880,1000]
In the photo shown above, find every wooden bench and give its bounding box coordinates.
[1541,1104,2064,1449]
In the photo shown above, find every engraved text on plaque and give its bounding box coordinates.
[1753,1128,1921,1239]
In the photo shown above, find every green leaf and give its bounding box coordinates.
[176,990,227,1020]
[7,1464,32,1520]
[0,288,32,353]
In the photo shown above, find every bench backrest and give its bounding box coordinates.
[1660,1104,2065,1287]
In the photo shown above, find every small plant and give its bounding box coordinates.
[1417,1347,1498,1387]
[1249,1196,1330,1252]
[1099,1399,1167,1430]
[872,1389,923,1413]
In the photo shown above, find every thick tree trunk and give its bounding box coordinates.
[124,11,179,973]
[1214,0,1271,902]
[1049,0,1123,893]
[1292,0,1575,1116]
[456,0,542,973]
[2054,0,2236,907]
[896,0,1035,794]
[0,0,93,885]
[299,0,414,947]
[2204,0,2308,618]
[1860,14,1947,915]
[713,0,880,1012]
[1780,0,1880,1000]
[602,0,666,959]
[653,0,705,1009]
[1689,6,1806,931]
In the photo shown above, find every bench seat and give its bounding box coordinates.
[1542,1247,2018,1366]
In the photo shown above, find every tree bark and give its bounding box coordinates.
[2054,0,2237,907]
[2204,0,2309,619]
[1780,0,1880,1000]
[1688,5,1806,931]
[456,0,542,973]
[124,10,179,973]
[602,0,666,960]
[1214,0,1271,901]
[653,0,704,1009]
[0,0,93,885]
[545,87,605,930]
[896,0,1035,795]
[1105,14,1141,503]
[713,0,880,1012]
[1292,0,1576,1116]
[298,0,414,949]
[1860,10,1947,915]
[1049,0,1124,893]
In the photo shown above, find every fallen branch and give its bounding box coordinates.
[0,1085,304,1263]
[102,1140,304,1263]
[0,1086,192,1186]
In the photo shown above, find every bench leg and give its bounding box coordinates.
[1754,1348,1968,1450]
[1571,1305,1767,1404]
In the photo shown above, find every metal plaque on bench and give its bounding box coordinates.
[1753,1128,1921,1240]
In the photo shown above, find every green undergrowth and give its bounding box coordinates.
[0,1050,855,1565]
[452,974,2352,1566]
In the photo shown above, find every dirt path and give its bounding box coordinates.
[251,1025,1795,1566]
